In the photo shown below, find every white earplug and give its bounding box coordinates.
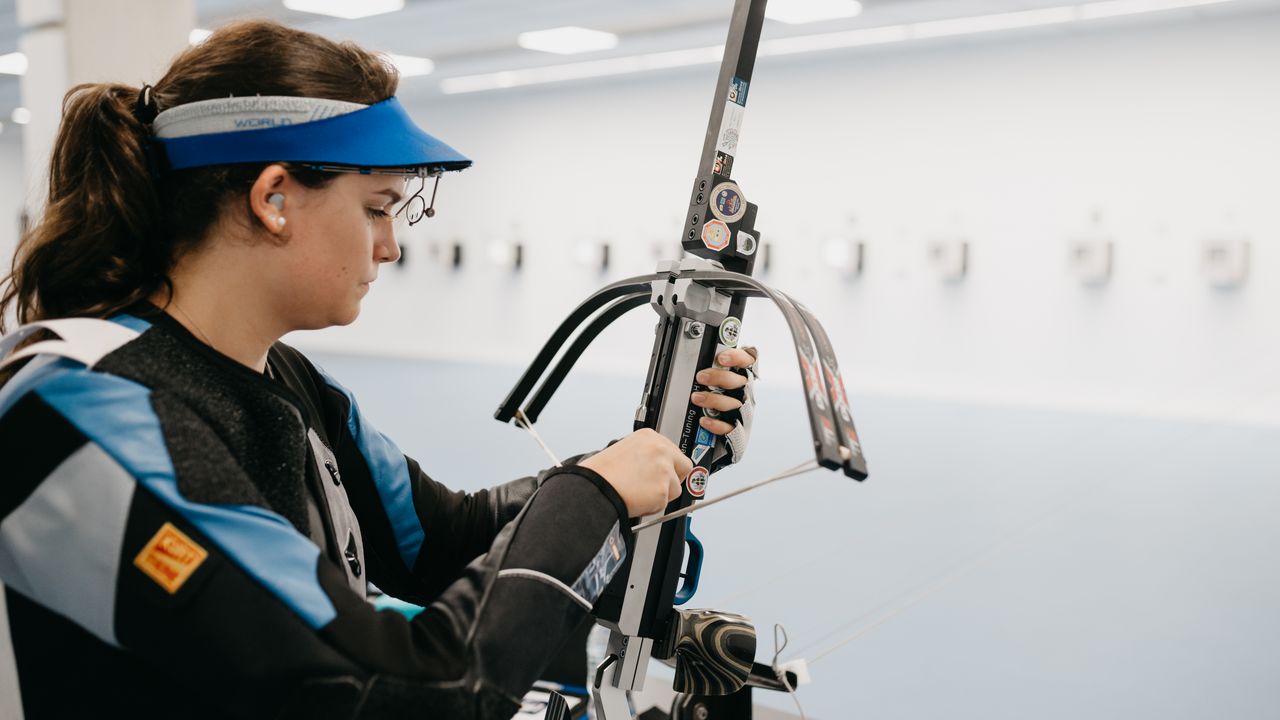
[268,193,285,210]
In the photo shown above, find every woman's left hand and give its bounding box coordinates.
[690,347,757,436]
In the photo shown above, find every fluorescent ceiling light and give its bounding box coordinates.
[0,52,28,76]
[761,24,909,56]
[912,7,1078,39]
[517,26,619,55]
[441,0,1240,94]
[12,108,31,125]
[766,0,863,25]
[443,45,722,94]
[1079,0,1236,19]
[189,28,213,45]
[282,0,404,20]
[386,53,434,78]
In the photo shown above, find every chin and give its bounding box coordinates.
[334,303,362,326]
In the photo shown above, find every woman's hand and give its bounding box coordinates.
[690,347,757,436]
[579,429,694,518]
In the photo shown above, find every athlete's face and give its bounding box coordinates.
[266,172,406,329]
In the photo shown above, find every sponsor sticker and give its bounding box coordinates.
[728,76,750,106]
[571,522,628,605]
[736,231,757,256]
[846,429,862,456]
[719,316,742,347]
[692,444,712,464]
[804,347,827,411]
[695,426,714,447]
[702,219,731,252]
[821,416,837,447]
[713,151,734,177]
[826,367,852,423]
[716,102,745,156]
[134,522,208,594]
[709,182,746,224]
[686,467,709,498]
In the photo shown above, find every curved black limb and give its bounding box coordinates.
[676,270,854,476]
[524,292,652,423]
[494,273,667,423]
[499,265,864,479]
[779,291,868,479]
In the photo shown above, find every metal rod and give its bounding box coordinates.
[633,457,821,532]
[515,409,561,467]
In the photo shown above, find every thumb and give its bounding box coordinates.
[667,470,683,503]
[673,449,694,480]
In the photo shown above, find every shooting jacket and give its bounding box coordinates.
[0,307,630,719]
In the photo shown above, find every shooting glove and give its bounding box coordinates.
[707,345,758,469]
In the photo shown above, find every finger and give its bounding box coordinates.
[715,348,756,369]
[667,471,683,503]
[690,392,743,413]
[674,449,694,479]
[695,368,748,390]
[698,415,735,436]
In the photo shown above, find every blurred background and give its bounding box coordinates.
[2,0,1278,718]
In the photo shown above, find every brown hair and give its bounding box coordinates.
[0,19,399,331]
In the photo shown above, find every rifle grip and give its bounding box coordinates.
[674,520,704,606]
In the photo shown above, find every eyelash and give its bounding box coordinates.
[366,207,393,221]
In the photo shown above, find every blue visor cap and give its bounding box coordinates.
[155,97,471,174]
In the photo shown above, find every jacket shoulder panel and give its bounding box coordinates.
[29,366,339,630]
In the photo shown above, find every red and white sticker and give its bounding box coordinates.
[686,466,709,498]
[702,219,731,252]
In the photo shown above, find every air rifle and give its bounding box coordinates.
[496,1,868,716]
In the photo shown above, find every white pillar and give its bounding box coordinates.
[16,0,196,216]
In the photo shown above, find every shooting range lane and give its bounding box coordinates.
[312,350,1280,720]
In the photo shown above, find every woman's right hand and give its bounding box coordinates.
[578,429,692,518]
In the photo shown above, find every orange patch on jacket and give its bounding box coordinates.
[134,522,207,593]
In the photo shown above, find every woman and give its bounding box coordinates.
[0,20,757,720]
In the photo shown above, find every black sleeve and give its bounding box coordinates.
[280,341,610,606]
[385,446,609,602]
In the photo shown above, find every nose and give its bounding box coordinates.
[374,225,401,265]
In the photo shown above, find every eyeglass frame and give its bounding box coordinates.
[290,163,444,226]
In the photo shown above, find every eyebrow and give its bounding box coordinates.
[374,188,403,205]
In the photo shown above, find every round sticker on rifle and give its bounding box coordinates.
[686,467,709,498]
[736,231,757,256]
[710,182,746,224]
[719,316,741,347]
[702,219,731,252]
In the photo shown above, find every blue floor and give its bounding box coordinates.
[314,350,1280,719]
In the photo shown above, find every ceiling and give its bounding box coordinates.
[0,0,1276,142]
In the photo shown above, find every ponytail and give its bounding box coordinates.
[1,83,166,330]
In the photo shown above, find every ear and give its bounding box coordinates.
[249,164,292,236]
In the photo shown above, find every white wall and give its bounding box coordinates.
[299,9,1280,428]
[0,140,25,294]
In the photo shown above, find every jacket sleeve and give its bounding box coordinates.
[0,365,632,720]
[307,360,608,605]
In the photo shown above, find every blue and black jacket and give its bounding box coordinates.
[0,308,631,719]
